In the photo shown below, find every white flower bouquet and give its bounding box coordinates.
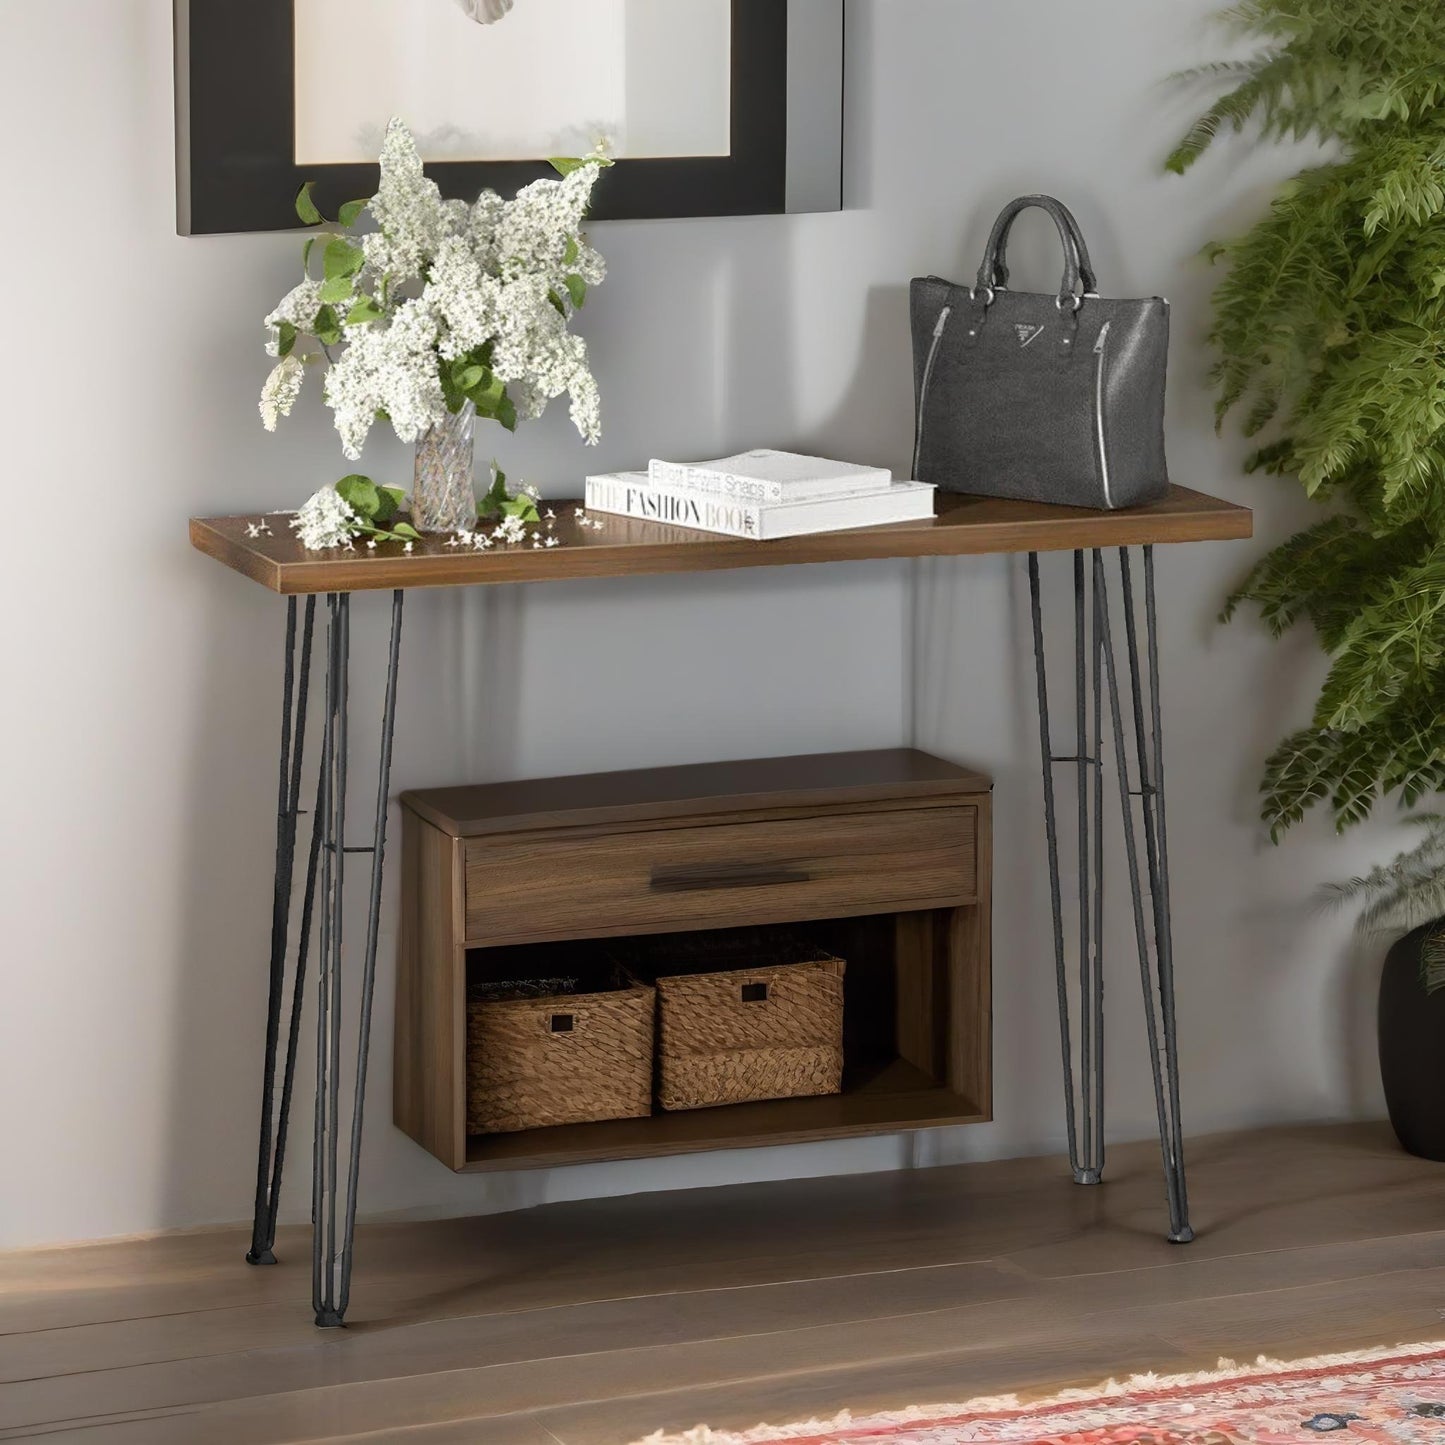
[260,118,610,542]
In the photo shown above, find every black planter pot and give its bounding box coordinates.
[1378,920,1445,1161]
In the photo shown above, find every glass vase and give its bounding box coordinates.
[412,401,477,534]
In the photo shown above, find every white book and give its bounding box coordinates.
[648,449,892,504]
[585,472,935,540]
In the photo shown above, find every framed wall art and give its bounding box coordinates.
[174,0,845,235]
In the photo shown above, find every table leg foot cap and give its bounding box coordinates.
[314,1309,346,1328]
[1072,1167,1103,1185]
[245,1249,277,1266]
[1169,1226,1195,1244]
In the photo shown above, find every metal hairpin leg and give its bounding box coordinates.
[1028,547,1193,1244]
[248,595,319,1267]
[247,590,406,1326]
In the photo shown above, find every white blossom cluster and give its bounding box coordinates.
[289,486,361,550]
[324,297,447,457]
[259,354,305,430]
[263,279,323,358]
[259,118,609,461]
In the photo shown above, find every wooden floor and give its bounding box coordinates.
[2,1122,1442,1445]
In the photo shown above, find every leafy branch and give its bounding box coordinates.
[1174,0,1445,838]
[335,475,421,544]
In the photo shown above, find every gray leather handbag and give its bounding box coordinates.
[911,195,1169,510]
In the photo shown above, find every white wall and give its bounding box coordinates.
[0,0,1400,1252]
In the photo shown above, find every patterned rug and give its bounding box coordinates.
[636,1341,1445,1444]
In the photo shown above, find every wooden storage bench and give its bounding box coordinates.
[394,748,992,1171]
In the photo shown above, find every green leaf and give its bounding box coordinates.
[497,393,517,432]
[295,181,323,226]
[276,322,297,358]
[454,363,486,392]
[346,295,384,325]
[547,289,568,318]
[336,474,382,519]
[564,274,587,309]
[323,238,365,281]
[563,235,580,266]
[550,152,612,176]
[390,521,422,540]
[313,305,342,346]
[375,486,405,523]
[318,275,354,305]
[478,466,509,519]
[469,374,507,417]
[302,236,317,273]
[338,197,369,228]
[440,362,466,412]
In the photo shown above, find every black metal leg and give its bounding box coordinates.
[1118,547,1192,1242]
[1028,548,1193,1242]
[311,590,406,1328]
[1030,552,1106,1186]
[247,589,405,1321]
[339,589,405,1319]
[248,596,318,1266]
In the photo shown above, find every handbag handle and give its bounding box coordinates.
[976,194,1098,302]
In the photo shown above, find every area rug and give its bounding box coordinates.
[636,1341,1445,1444]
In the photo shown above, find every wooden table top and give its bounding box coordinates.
[403,748,993,838]
[190,485,1252,595]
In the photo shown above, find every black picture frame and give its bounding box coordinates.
[175,0,843,236]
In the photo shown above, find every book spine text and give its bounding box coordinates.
[587,477,764,538]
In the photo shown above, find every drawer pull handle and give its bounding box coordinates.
[649,863,811,893]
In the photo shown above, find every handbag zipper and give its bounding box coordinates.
[913,305,953,479]
[1093,320,1113,508]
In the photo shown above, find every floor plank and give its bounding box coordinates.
[1,1122,1441,1445]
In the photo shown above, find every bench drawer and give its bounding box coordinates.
[463,803,978,945]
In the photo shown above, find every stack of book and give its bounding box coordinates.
[584,449,935,540]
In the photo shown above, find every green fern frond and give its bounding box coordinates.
[1166,54,1295,173]
[1423,928,1445,992]
[1261,728,1356,838]
[1222,514,1358,633]
[1313,556,1445,730]
[1177,0,1445,839]
[1324,817,1445,938]
[1242,438,1299,475]
[1382,730,1445,805]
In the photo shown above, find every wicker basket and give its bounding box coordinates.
[466,971,654,1135]
[647,936,846,1111]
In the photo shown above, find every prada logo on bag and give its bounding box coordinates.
[1014,324,1046,348]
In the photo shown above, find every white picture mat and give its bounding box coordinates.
[294,0,732,164]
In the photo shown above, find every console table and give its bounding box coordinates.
[190,485,1252,1326]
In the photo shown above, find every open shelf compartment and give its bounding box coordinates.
[459,909,989,1172]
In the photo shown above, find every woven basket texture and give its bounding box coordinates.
[466,980,654,1135]
[655,954,845,1111]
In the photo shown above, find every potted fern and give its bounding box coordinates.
[1170,1,1445,1157]
[1328,825,1445,1159]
